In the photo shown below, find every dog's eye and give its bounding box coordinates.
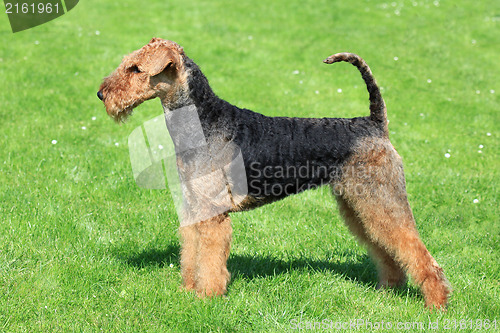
[129,65,141,74]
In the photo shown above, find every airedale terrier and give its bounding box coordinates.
[98,38,450,309]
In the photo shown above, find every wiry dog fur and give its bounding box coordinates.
[98,38,450,308]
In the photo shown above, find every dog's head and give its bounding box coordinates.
[97,38,187,122]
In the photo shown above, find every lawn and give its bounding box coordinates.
[0,0,499,331]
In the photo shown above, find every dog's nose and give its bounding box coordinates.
[97,90,104,100]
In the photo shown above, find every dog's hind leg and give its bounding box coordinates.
[335,138,450,309]
[335,196,407,288]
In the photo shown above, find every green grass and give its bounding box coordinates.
[0,0,499,331]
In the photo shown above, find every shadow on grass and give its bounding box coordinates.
[117,244,421,300]
[118,244,179,269]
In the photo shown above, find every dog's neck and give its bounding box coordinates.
[161,56,239,141]
[185,57,236,124]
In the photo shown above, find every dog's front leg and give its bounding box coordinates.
[194,213,232,297]
[179,223,199,291]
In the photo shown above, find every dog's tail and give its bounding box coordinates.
[323,53,387,130]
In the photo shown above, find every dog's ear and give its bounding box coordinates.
[138,42,176,76]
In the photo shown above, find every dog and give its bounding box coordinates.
[98,38,450,308]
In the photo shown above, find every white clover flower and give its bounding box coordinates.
[444,153,451,158]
